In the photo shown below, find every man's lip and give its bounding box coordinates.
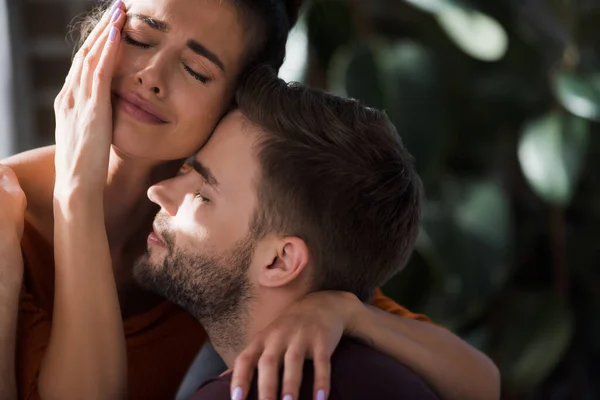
[115,92,168,123]
[148,226,166,247]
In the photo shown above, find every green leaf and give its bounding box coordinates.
[405,0,463,14]
[306,0,356,69]
[435,7,508,61]
[328,41,386,109]
[417,180,512,326]
[554,72,600,122]
[495,291,573,390]
[406,0,508,61]
[518,112,590,205]
[329,40,447,175]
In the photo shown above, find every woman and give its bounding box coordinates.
[2,0,500,399]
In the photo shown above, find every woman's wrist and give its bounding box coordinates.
[53,184,104,218]
[339,291,370,337]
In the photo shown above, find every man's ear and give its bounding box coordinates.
[255,237,309,288]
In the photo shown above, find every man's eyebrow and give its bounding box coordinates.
[128,13,169,32]
[192,160,219,188]
[187,40,225,72]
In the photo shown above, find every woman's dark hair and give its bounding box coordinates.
[238,0,303,70]
[74,0,303,71]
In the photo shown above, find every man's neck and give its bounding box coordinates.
[206,290,302,368]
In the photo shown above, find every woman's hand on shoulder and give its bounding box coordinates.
[230,291,363,400]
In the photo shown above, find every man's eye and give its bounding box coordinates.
[195,192,210,203]
[123,34,150,49]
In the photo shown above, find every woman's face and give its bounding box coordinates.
[110,0,250,161]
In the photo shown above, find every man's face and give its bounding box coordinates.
[134,111,261,323]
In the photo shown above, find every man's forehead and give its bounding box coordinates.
[192,111,260,185]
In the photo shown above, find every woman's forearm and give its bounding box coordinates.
[39,192,126,400]
[0,235,23,400]
[350,304,500,400]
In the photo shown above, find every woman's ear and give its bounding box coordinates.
[256,237,309,288]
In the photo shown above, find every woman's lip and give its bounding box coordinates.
[114,94,168,125]
[148,231,165,247]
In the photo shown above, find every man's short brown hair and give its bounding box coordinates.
[237,66,423,301]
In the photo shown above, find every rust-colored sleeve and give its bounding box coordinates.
[16,288,48,400]
[370,288,432,323]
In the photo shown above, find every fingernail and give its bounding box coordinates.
[109,26,118,42]
[317,390,326,400]
[110,0,122,14]
[283,395,293,400]
[232,387,243,400]
[111,9,120,23]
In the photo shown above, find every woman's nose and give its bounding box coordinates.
[136,56,169,98]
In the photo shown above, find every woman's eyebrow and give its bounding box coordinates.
[126,13,225,72]
[127,13,169,32]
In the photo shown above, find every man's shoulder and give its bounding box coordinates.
[192,338,440,400]
[326,338,439,399]
[190,374,232,399]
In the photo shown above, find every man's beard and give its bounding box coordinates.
[133,214,254,348]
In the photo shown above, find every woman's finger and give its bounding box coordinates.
[280,342,307,400]
[231,343,263,400]
[311,345,331,400]
[81,10,113,97]
[68,0,123,88]
[84,8,123,98]
[92,11,125,100]
[257,343,285,400]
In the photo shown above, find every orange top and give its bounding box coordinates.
[16,220,429,400]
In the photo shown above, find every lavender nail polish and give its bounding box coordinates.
[316,390,326,400]
[109,26,118,42]
[111,9,120,23]
[110,0,122,14]
[232,386,243,400]
[283,395,293,400]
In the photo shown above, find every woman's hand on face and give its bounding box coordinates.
[230,291,363,400]
[53,1,126,199]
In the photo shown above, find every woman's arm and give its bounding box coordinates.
[0,165,27,400]
[0,235,22,400]
[37,5,128,400]
[231,290,500,400]
[352,299,500,400]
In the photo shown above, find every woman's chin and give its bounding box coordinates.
[111,125,163,160]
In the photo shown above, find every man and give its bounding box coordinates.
[132,67,484,400]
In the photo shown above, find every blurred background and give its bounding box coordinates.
[2,0,599,398]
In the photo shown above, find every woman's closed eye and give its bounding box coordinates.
[123,33,150,49]
[122,34,211,84]
[183,65,210,84]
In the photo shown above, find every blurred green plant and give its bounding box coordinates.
[285,0,600,398]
